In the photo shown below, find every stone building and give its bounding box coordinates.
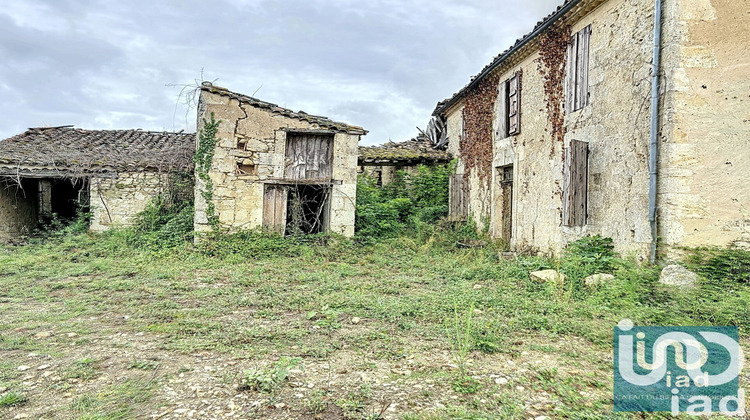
[434,0,749,260]
[194,83,366,237]
[0,126,194,241]
[358,136,452,186]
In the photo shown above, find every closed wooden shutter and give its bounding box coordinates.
[496,79,508,139]
[449,174,469,221]
[563,140,589,226]
[284,133,333,180]
[263,185,288,233]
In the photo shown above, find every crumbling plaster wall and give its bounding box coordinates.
[0,179,38,241]
[659,0,750,251]
[89,172,167,232]
[448,0,657,258]
[445,106,493,229]
[194,90,359,236]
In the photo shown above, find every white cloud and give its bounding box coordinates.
[0,0,563,144]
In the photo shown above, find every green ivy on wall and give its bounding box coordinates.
[194,113,221,230]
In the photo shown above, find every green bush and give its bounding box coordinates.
[355,163,453,238]
[684,246,750,285]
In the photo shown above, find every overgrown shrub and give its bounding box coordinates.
[684,246,750,285]
[197,228,301,259]
[355,163,453,238]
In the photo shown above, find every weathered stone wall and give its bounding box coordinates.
[89,172,167,232]
[446,0,659,258]
[195,90,360,236]
[659,0,750,251]
[0,179,38,241]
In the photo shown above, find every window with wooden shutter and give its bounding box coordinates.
[565,25,591,113]
[563,140,589,226]
[496,70,522,139]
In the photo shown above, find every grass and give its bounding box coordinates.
[0,228,748,418]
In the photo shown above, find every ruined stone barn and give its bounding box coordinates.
[0,126,194,240]
[194,83,366,237]
[358,136,452,186]
[434,0,750,259]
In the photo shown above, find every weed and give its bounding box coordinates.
[239,357,302,393]
[127,359,159,371]
[451,375,482,394]
[0,391,27,407]
[305,389,329,414]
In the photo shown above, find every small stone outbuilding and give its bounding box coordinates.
[358,136,452,186]
[0,126,194,240]
[195,83,366,237]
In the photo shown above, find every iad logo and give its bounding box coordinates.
[614,319,745,415]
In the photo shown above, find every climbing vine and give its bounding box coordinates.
[537,24,571,158]
[194,113,221,229]
[460,73,500,184]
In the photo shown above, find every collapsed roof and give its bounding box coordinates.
[0,126,195,177]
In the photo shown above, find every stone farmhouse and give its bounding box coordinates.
[434,0,749,260]
[0,127,194,241]
[194,83,366,237]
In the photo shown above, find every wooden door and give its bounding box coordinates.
[263,185,288,233]
[499,166,513,247]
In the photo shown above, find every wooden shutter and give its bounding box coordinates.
[263,185,288,233]
[496,79,508,139]
[284,133,333,180]
[563,140,589,226]
[565,33,578,114]
[575,26,591,110]
[449,174,468,221]
[508,71,521,136]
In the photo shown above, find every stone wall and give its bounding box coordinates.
[659,0,750,251]
[0,179,38,241]
[89,172,168,232]
[445,0,660,258]
[194,89,361,237]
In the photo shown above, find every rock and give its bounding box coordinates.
[659,265,698,288]
[495,377,508,385]
[473,284,483,289]
[584,273,615,287]
[17,365,30,371]
[35,331,53,339]
[535,416,551,420]
[37,364,50,370]
[351,317,361,324]
[66,332,78,338]
[529,270,566,285]
[516,385,525,392]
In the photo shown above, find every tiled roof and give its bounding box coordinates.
[434,0,586,116]
[0,126,195,175]
[200,83,368,135]
[359,137,452,164]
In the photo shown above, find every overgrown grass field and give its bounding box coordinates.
[0,167,748,418]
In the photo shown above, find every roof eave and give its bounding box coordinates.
[433,0,586,117]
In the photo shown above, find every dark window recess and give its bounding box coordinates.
[498,166,513,184]
[497,71,522,139]
[565,25,591,113]
[237,162,257,175]
[262,184,330,235]
[563,140,589,226]
[38,178,89,224]
[449,174,469,221]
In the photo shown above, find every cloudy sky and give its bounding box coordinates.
[1,0,561,145]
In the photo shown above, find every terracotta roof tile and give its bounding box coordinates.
[201,83,368,135]
[359,137,451,164]
[0,126,195,174]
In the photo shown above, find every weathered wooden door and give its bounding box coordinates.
[499,166,513,246]
[284,133,333,180]
[449,174,468,221]
[262,185,288,233]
